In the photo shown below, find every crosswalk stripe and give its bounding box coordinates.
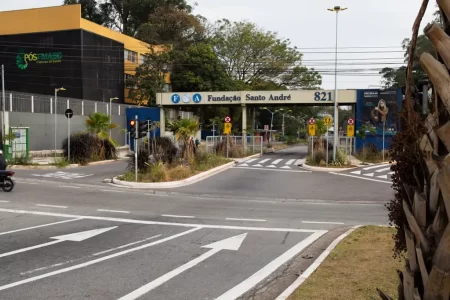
[267,165,276,168]
[294,159,302,166]
[272,159,282,165]
[375,167,391,172]
[388,172,394,175]
[280,166,291,169]
[285,159,295,165]
[246,159,257,163]
[351,170,361,175]
[253,164,262,167]
[362,164,390,170]
[377,175,388,179]
[259,159,270,163]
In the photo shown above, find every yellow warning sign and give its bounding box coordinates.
[224,123,232,135]
[323,115,333,126]
[308,124,316,136]
[347,124,355,137]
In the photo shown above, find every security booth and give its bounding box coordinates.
[5,127,30,160]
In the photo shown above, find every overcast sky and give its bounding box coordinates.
[0,0,436,90]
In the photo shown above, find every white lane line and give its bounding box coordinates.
[59,185,81,189]
[161,214,195,219]
[215,230,327,300]
[259,158,270,163]
[0,240,61,258]
[226,218,266,222]
[0,208,320,233]
[0,200,9,203]
[0,218,80,236]
[285,159,295,165]
[236,167,311,173]
[22,234,163,276]
[375,167,391,172]
[302,221,345,225]
[100,190,125,193]
[92,234,162,256]
[362,164,389,170]
[246,158,257,163]
[36,204,68,209]
[275,226,360,300]
[0,228,200,292]
[97,209,130,214]
[329,172,391,184]
[272,159,282,165]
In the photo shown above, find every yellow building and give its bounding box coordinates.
[0,4,171,104]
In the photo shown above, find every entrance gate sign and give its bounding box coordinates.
[158,90,357,106]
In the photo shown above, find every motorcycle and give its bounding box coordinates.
[0,171,15,192]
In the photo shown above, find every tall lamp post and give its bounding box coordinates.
[328,5,347,160]
[54,87,66,157]
[277,108,292,136]
[109,97,119,137]
[261,107,276,142]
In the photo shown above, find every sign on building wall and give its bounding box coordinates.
[158,90,357,106]
[359,90,400,135]
[16,49,63,70]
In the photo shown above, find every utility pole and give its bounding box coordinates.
[1,65,5,145]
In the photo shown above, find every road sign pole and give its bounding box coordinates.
[135,115,138,182]
[326,126,329,167]
[68,116,71,162]
[311,136,314,160]
[382,121,385,162]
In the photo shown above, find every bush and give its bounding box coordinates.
[127,147,150,172]
[331,149,348,166]
[62,132,117,165]
[286,136,297,145]
[146,137,178,164]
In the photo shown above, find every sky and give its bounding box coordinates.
[0,0,436,90]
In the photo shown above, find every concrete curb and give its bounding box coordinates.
[111,153,262,189]
[10,159,124,170]
[301,164,359,173]
[275,225,362,300]
[112,161,235,189]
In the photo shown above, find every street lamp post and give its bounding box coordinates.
[109,97,119,137]
[278,109,292,136]
[328,5,347,161]
[261,107,276,142]
[54,87,66,157]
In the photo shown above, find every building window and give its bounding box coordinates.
[124,74,135,88]
[139,54,148,65]
[125,49,137,63]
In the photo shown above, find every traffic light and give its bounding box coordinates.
[130,120,136,139]
[138,120,148,139]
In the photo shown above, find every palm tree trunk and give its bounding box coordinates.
[379,0,450,298]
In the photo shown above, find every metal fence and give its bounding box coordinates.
[307,135,356,156]
[0,91,135,116]
[205,135,263,156]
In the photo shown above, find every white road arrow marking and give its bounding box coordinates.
[252,164,262,167]
[267,165,276,168]
[117,233,248,300]
[280,166,291,169]
[350,170,361,175]
[238,163,249,167]
[0,226,117,259]
[363,173,375,177]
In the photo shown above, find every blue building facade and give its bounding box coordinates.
[126,107,161,151]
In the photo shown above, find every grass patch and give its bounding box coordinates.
[289,226,402,300]
[119,153,231,183]
[50,157,71,168]
[8,155,38,166]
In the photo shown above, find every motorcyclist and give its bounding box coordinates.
[0,150,7,171]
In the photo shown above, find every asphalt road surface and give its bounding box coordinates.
[0,145,394,299]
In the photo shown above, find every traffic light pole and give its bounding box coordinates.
[135,115,138,182]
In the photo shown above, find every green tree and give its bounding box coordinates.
[171,43,236,92]
[167,119,199,162]
[85,112,119,146]
[64,0,192,36]
[128,46,172,106]
[210,19,321,89]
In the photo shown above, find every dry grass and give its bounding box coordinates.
[289,226,403,300]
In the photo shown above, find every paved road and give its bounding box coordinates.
[330,162,394,183]
[0,145,393,299]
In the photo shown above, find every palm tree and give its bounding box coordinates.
[378,1,450,299]
[85,112,119,146]
[168,118,199,162]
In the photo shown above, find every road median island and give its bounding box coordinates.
[284,226,401,300]
[112,153,261,189]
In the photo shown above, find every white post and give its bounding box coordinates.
[94,102,97,113]
[1,65,5,141]
[54,90,57,158]
[68,116,71,162]
[326,126,329,167]
[382,121,385,162]
[118,105,121,116]
[31,96,34,113]
[9,94,12,112]
[260,136,263,156]
[333,11,339,161]
[50,97,53,114]
[134,115,138,182]
[81,101,84,116]
[67,99,69,109]
[106,104,109,116]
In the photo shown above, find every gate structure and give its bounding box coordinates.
[206,136,263,156]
